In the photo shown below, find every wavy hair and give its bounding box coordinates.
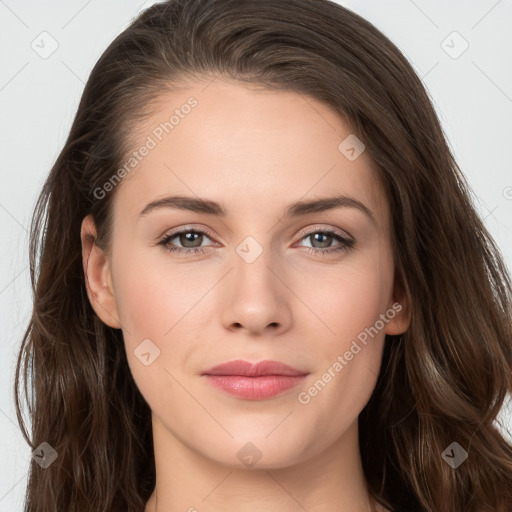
[14,0,512,510]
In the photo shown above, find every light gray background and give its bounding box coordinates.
[1,0,511,509]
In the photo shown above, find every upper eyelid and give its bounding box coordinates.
[297,225,352,239]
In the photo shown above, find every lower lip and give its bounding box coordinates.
[203,375,308,399]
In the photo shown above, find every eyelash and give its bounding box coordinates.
[157,226,355,257]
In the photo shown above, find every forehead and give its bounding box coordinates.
[113,79,388,226]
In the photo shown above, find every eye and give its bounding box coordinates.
[158,227,216,255]
[295,229,355,256]
[157,226,355,256]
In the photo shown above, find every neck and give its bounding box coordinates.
[145,412,385,512]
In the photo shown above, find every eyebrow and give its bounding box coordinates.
[138,194,375,224]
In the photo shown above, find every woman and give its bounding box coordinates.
[14,0,512,511]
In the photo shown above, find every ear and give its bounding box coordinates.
[80,214,121,329]
[385,271,411,335]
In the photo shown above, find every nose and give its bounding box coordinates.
[220,248,292,336]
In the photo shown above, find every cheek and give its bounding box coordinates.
[296,251,394,351]
[110,244,218,385]
[108,249,186,383]
[111,245,201,340]
[293,248,393,415]
[296,293,388,450]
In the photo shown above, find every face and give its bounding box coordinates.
[82,79,409,469]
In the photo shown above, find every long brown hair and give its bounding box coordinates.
[14,0,512,510]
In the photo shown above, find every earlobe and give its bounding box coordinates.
[385,275,411,336]
[385,301,410,335]
[80,214,121,329]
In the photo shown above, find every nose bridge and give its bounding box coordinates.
[232,233,278,291]
[219,231,291,333]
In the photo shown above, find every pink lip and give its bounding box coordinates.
[202,359,309,400]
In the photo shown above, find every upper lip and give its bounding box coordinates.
[202,359,309,377]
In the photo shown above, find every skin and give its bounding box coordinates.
[81,78,410,512]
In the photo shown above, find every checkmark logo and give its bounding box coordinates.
[134,338,161,366]
[31,441,58,469]
[442,441,468,468]
[338,134,365,161]
[440,31,469,59]
[236,236,263,264]
[237,442,262,468]
[31,31,59,59]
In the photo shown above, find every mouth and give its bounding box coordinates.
[201,359,309,400]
